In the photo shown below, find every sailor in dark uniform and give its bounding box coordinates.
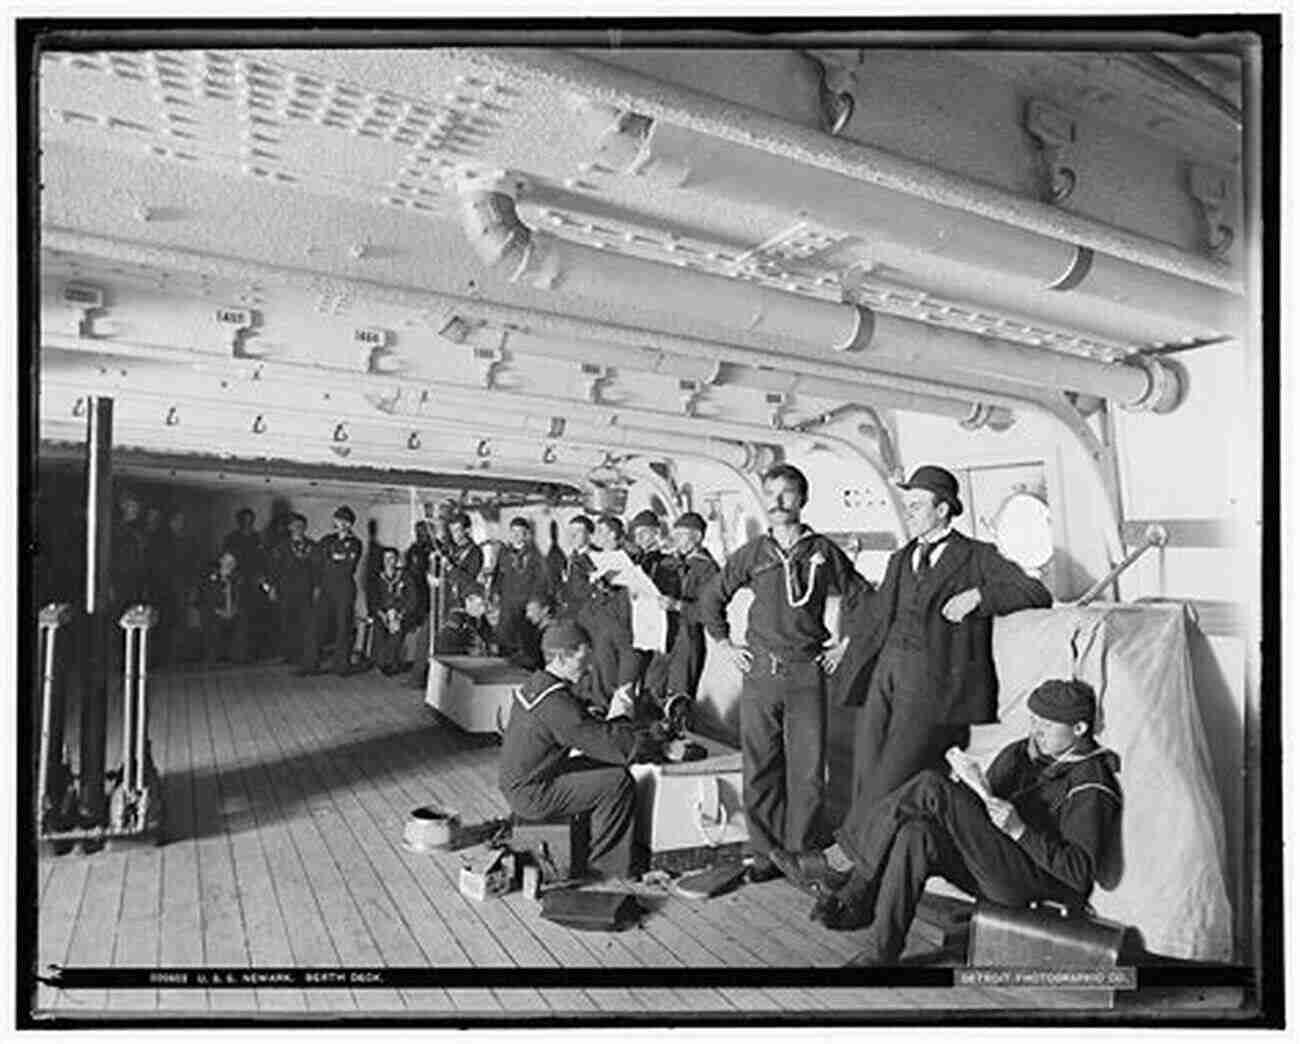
[586,514,639,712]
[559,514,597,619]
[498,620,650,879]
[781,680,1122,967]
[700,464,870,881]
[643,512,720,729]
[437,512,485,611]
[270,512,316,665]
[490,516,551,662]
[371,546,416,675]
[299,505,363,675]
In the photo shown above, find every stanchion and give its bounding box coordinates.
[39,603,165,849]
[36,603,75,836]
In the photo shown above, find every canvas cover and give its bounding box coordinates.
[959,603,1233,961]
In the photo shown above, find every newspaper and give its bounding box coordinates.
[945,746,995,805]
[588,550,668,652]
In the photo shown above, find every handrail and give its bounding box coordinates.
[1076,524,1169,607]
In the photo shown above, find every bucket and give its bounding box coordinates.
[402,805,459,853]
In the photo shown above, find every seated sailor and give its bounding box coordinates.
[497,619,650,879]
[773,678,1122,965]
[433,583,495,656]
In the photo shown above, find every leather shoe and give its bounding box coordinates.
[745,857,783,883]
[816,872,878,931]
[770,849,851,897]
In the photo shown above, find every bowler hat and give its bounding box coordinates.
[899,465,964,518]
[333,505,356,524]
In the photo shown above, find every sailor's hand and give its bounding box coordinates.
[657,594,680,612]
[817,636,850,674]
[941,587,982,623]
[986,797,1026,840]
[607,685,636,720]
[718,639,752,674]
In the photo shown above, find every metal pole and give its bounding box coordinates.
[121,619,134,795]
[80,396,114,824]
[37,618,57,827]
[136,626,149,792]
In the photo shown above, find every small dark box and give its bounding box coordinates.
[512,813,590,882]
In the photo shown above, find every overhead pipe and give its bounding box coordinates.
[575,110,1239,338]
[455,48,1240,294]
[42,230,1035,421]
[459,187,1184,412]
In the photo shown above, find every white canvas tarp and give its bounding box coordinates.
[963,603,1234,961]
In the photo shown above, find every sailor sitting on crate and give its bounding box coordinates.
[772,678,1122,966]
[498,619,661,880]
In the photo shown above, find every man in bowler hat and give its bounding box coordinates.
[831,465,1052,820]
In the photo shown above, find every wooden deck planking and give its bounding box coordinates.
[310,675,666,1014]
[33,664,1146,1020]
[267,672,515,1016]
[218,671,362,1013]
[204,670,306,1014]
[153,669,209,1014]
[288,671,557,1014]
[261,675,476,1014]
[230,671,402,1012]
[34,852,92,1016]
[190,673,259,1013]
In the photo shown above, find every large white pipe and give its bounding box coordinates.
[460,188,1184,412]
[582,114,1239,337]
[41,230,1036,419]
[455,48,1240,294]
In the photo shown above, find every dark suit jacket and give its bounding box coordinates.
[831,531,1051,725]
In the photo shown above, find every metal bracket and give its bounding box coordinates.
[764,392,792,430]
[1024,99,1079,205]
[679,378,709,417]
[579,363,615,404]
[805,52,856,137]
[1187,164,1236,261]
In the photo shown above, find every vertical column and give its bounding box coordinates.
[78,396,113,829]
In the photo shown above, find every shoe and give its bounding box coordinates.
[819,873,878,932]
[745,857,783,884]
[770,849,851,897]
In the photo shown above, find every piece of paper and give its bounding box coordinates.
[945,746,994,804]
[588,550,663,600]
[630,591,668,652]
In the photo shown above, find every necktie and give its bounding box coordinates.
[916,540,941,579]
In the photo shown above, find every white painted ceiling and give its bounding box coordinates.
[34,40,1243,495]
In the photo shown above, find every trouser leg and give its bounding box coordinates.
[784,661,828,853]
[855,819,945,964]
[327,587,355,672]
[739,671,785,857]
[853,655,969,815]
[521,759,637,877]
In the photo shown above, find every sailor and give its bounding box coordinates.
[498,619,648,880]
[833,465,1053,816]
[269,512,316,665]
[783,680,1122,966]
[643,511,720,729]
[559,514,597,619]
[200,549,251,664]
[436,512,485,612]
[490,516,551,662]
[299,505,363,676]
[586,514,640,713]
[434,582,495,656]
[699,463,870,882]
[371,546,416,675]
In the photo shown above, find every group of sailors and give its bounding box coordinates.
[497,462,1124,967]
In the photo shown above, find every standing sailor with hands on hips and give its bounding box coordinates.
[699,464,872,883]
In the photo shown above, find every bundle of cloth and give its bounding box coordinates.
[955,602,1234,961]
